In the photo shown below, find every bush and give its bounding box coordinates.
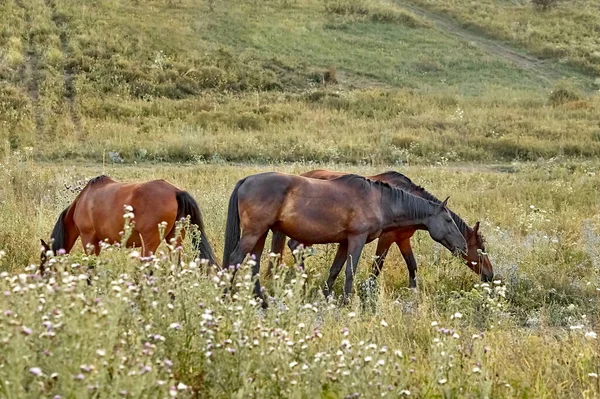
[531,0,561,11]
[548,81,582,106]
[324,0,427,27]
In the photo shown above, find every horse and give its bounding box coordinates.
[268,170,494,287]
[40,175,218,273]
[222,172,467,306]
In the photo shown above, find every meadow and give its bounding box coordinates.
[1,0,600,397]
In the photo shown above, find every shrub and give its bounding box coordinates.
[531,0,561,11]
[324,0,427,27]
[548,81,582,106]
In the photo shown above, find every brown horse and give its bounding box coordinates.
[222,172,467,306]
[40,175,218,272]
[270,170,494,287]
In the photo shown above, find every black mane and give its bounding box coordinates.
[88,175,112,186]
[374,171,474,237]
[333,174,440,221]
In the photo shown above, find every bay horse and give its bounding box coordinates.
[40,175,218,273]
[222,172,467,306]
[269,170,494,287]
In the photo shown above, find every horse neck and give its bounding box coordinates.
[382,186,438,229]
[377,172,471,238]
[51,200,80,254]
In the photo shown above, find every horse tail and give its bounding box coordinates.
[50,206,71,253]
[222,178,246,268]
[175,191,219,267]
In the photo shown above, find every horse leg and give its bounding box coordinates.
[398,238,418,288]
[80,233,100,256]
[249,232,268,308]
[266,230,286,278]
[344,235,367,302]
[80,233,100,286]
[371,232,395,278]
[288,238,308,268]
[227,231,267,293]
[164,226,183,266]
[323,242,348,298]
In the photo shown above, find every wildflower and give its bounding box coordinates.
[452,312,463,319]
[120,390,128,396]
[21,326,32,336]
[380,320,388,327]
[289,361,298,368]
[585,331,597,340]
[431,321,438,326]
[96,349,106,357]
[452,333,460,339]
[589,373,598,378]
[169,322,181,330]
[75,373,85,381]
[400,390,411,396]
[364,356,372,363]
[30,367,42,376]
[80,365,93,373]
[570,325,584,330]
[438,378,447,385]
[348,312,356,318]
[472,367,481,373]
[177,382,187,390]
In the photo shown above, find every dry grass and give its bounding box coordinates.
[0,155,600,397]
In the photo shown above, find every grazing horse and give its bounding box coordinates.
[222,172,467,306]
[40,175,218,272]
[269,170,494,287]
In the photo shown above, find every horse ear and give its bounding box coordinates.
[441,196,449,208]
[40,239,49,251]
[473,221,480,234]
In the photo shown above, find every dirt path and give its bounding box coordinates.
[395,0,591,86]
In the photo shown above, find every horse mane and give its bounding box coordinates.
[375,171,476,238]
[88,175,112,186]
[333,174,440,221]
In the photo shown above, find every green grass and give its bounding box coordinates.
[1,0,598,165]
[1,156,600,397]
[1,1,600,395]
[406,0,600,76]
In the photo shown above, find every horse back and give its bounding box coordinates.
[74,179,179,239]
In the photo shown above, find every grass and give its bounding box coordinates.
[1,154,600,397]
[405,0,600,76]
[0,0,598,164]
[1,0,600,396]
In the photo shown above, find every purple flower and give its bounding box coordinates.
[21,326,32,336]
[30,367,42,376]
[164,358,173,368]
[74,373,84,381]
[57,249,66,255]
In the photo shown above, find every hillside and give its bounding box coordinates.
[0,0,599,164]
